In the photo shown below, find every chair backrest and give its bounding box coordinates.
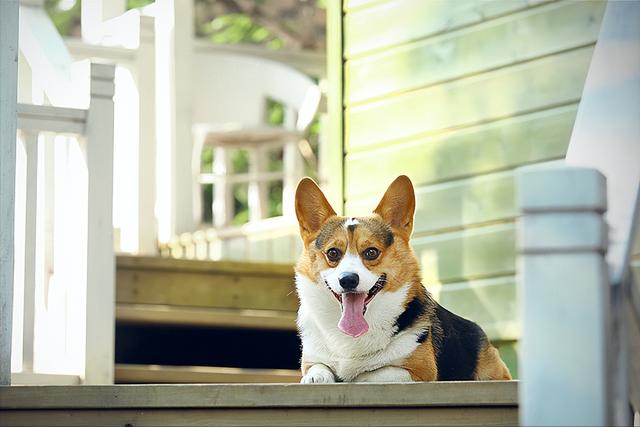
[565,0,640,285]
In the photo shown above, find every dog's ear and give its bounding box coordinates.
[295,178,337,244]
[373,175,415,240]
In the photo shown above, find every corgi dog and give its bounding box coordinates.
[294,175,512,383]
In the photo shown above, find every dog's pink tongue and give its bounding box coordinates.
[338,293,369,337]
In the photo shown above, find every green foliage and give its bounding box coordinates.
[230,149,249,174]
[200,13,283,49]
[201,184,214,223]
[45,0,81,37]
[44,0,153,37]
[265,98,285,126]
[266,147,283,173]
[127,0,155,9]
[201,147,215,173]
[267,181,283,218]
[231,183,249,225]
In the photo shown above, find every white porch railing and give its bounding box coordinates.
[65,14,157,255]
[11,63,115,385]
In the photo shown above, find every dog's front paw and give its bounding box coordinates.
[300,364,336,384]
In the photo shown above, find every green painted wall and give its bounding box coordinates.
[334,0,607,377]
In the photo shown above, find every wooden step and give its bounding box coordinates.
[116,303,297,330]
[0,381,519,426]
[115,363,301,384]
[116,255,298,313]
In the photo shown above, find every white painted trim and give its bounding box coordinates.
[0,0,19,386]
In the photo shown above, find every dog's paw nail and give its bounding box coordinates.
[300,371,335,384]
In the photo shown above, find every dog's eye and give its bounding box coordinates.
[363,247,380,261]
[326,248,342,262]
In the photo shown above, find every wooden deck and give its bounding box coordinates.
[0,381,518,426]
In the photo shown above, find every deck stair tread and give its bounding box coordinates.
[114,363,301,384]
[116,303,297,330]
[115,255,301,383]
[0,381,518,408]
[116,255,298,312]
[0,381,519,426]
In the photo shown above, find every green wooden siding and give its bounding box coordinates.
[334,0,606,377]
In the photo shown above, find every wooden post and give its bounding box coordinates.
[20,131,38,373]
[0,0,19,386]
[136,15,157,255]
[517,164,610,426]
[84,63,116,384]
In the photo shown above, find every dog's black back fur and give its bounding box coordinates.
[431,304,485,380]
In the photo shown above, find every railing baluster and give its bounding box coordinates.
[248,146,267,222]
[20,130,38,374]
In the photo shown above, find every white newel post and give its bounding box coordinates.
[84,63,116,384]
[518,165,610,426]
[137,15,157,255]
[0,0,19,386]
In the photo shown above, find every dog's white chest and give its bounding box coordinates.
[296,274,421,381]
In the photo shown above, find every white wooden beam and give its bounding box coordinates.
[84,63,116,384]
[17,104,87,135]
[0,0,20,386]
[518,165,610,426]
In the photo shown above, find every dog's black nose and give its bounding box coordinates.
[338,272,359,291]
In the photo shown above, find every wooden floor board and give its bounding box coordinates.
[1,407,518,427]
[0,381,518,408]
[0,382,519,427]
